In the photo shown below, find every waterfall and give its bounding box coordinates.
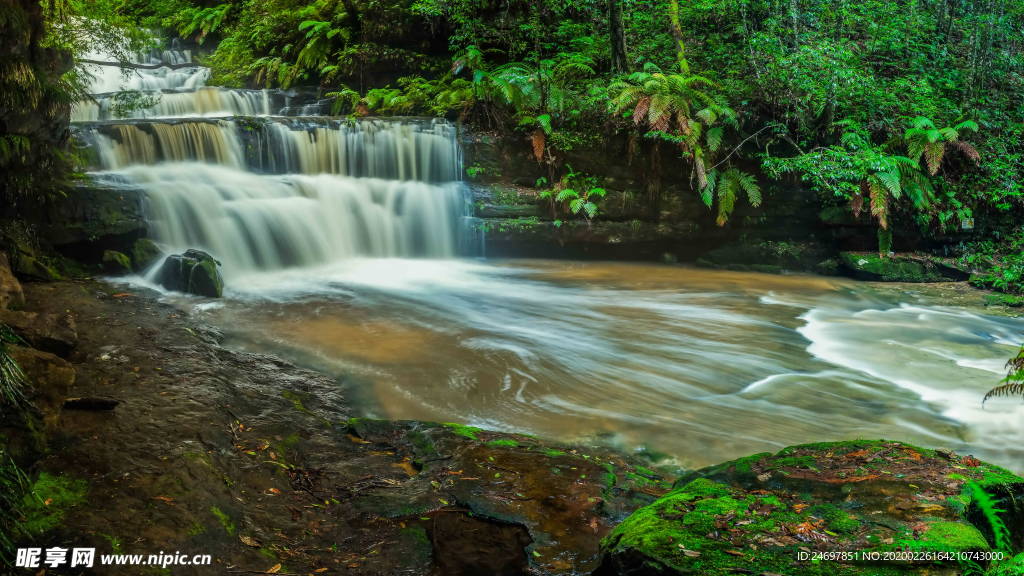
[82,118,460,182]
[78,40,476,283]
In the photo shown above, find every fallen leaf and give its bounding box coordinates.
[112,293,135,298]
[679,546,701,558]
[315,569,328,573]
[239,535,260,547]
[267,563,282,573]
[348,564,359,568]
[269,488,281,495]
[724,550,745,556]
[270,452,277,461]
[44,498,53,506]
[152,496,174,505]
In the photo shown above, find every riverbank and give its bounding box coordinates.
[8,277,675,575]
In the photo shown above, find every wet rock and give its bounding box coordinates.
[0,310,78,357]
[8,346,76,430]
[158,249,224,297]
[839,252,948,282]
[131,238,162,272]
[0,253,25,310]
[596,440,1024,576]
[102,250,131,275]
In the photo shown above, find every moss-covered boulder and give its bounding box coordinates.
[101,250,131,275]
[597,440,1024,576]
[158,249,224,297]
[839,252,950,282]
[131,238,162,272]
[699,241,835,273]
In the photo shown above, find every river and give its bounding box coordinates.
[78,38,1024,475]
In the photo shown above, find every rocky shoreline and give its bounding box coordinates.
[2,260,1023,575]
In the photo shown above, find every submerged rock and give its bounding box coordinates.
[0,310,78,357]
[158,249,224,297]
[0,253,25,310]
[596,440,1024,575]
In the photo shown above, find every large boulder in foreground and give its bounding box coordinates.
[596,440,1024,576]
[158,249,224,297]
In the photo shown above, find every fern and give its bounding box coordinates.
[966,481,1011,553]
[984,345,1024,403]
[0,325,27,409]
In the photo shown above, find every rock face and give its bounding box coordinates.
[0,253,26,310]
[158,249,224,297]
[0,310,78,357]
[597,440,1024,575]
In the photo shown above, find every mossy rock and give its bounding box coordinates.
[158,249,224,297]
[131,238,162,272]
[597,440,1024,575]
[699,241,834,273]
[101,250,131,275]
[983,293,1024,307]
[838,252,947,282]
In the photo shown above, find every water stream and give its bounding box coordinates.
[79,44,1024,474]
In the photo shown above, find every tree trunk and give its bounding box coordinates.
[608,0,628,73]
[667,0,688,74]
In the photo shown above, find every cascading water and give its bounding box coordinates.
[76,40,477,283]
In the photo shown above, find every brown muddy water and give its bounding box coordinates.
[126,259,1024,473]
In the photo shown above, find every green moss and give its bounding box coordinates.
[131,238,162,272]
[259,547,277,559]
[102,250,131,271]
[442,422,482,440]
[542,448,565,457]
[210,506,235,536]
[281,390,318,419]
[279,433,301,450]
[485,438,518,448]
[676,478,732,499]
[921,521,990,552]
[976,463,1024,489]
[19,472,88,535]
[187,521,207,537]
[808,503,859,534]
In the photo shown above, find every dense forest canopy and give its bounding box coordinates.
[2,0,1024,279]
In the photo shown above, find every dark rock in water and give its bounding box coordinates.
[596,440,1024,576]
[131,238,162,272]
[0,310,78,357]
[158,249,224,297]
[102,250,131,275]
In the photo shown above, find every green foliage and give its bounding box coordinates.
[984,345,1024,403]
[0,325,27,409]
[0,448,31,562]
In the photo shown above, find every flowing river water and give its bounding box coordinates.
[78,40,1024,475]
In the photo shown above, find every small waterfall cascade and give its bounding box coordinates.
[79,38,478,284]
